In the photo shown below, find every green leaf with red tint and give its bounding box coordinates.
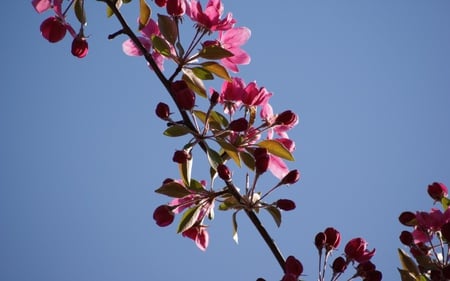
[163,125,192,137]
[191,67,214,80]
[217,139,240,167]
[158,14,177,45]
[177,205,201,233]
[239,150,255,171]
[257,139,294,161]
[182,70,206,98]
[74,0,87,25]
[151,35,171,57]
[198,45,233,60]
[265,205,282,227]
[201,62,231,81]
[155,181,191,198]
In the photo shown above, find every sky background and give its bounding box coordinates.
[1,1,450,280]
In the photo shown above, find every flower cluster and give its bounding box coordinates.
[32,0,89,58]
[398,182,450,280]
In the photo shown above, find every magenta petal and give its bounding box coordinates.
[195,228,209,251]
[268,155,289,179]
[122,37,150,56]
[32,0,51,13]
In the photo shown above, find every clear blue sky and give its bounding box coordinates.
[1,1,450,280]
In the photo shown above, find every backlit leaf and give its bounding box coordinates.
[201,61,231,81]
[191,67,214,80]
[398,248,420,277]
[232,211,239,244]
[177,205,201,233]
[74,0,87,25]
[163,125,192,137]
[265,205,282,227]
[179,156,192,187]
[151,35,171,57]
[210,110,229,127]
[182,70,206,98]
[207,147,222,170]
[240,151,255,171]
[397,269,418,281]
[257,139,294,161]
[138,0,151,30]
[198,45,233,60]
[155,181,191,198]
[158,14,177,45]
[217,139,240,167]
[442,197,450,210]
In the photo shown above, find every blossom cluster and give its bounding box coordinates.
[398,182,450,280]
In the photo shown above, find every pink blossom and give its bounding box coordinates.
[218,77,245,115]
[122,19,165,70]
[267,138,295,179]
[242,81,272,108]
[218,27,251,72]
[32,0,62,14]
[182,225,209,251]
[186,0,236,31]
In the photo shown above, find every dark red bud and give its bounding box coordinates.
[210,91,220,106]
[399,211,417,226]
[155,102,170,120]
[364,270,382,281]
[228,118,248,132]
[162,178,174,184]
[40,16,67,43]
[275,110,298,126]
[280,169,300,185]
[443,265,450,279]
[276,199,296,211]
[427,182,448,201]
[153,205,174,227]
[332,257,347,273]
[217,164,232,182]
[399,230,414,246]
[167,0,185,16]
[285,256,303,277]
[172,80,195,110]
[254,148,269,174]
[155,0,167,7]
[324,227,341,250]
[441,222,450,242]
[71,36,88,58]
[172,150,191,164]
[314,232,326,252]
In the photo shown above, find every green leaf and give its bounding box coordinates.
[105,0,123,18]
[155,181,191,198]
[191,67,214,80]
[177,205,202,233]
[398,248,420,277]
[138,0,151,30]
[257,139,295,161]
[442,197,450,210]
[188,179,205,192]
[397,269,418,281]
[210,110,229,127]
[199,45,234,60]
[151,35,171,57]
[157,14,178,45]
[179,156,192,187]
[193,110,223,131]
[74,0,87,25]
[265,205,282,227]
[163,124,192,137]
[123,0,132,3]
[182,70,207,98]
[207,147,223,170]
[239,151,255,171]
[232,211,239,244]
[217,139,240,167]
[201,61,232,81]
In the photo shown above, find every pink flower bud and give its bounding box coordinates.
[71,36,88,58]
[217,164,232,182]
[153,205,174,227]
[399,230,414,246]
[254,148,269,174]
[155,102,170,120]
[172,80,195,110]
[324,227,341,251]
[280,169,300,185]
[275,110,298,126]
[167,0,185,16]
[332,257,347,274]
[427,182,448,201]
[276,199,296,211]
[228,118,248,132]
[40,16,67,43]
[172,150,191,164]
[285,256,303,278]
[398,211,417,226]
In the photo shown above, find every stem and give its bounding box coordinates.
[101,0,287,274]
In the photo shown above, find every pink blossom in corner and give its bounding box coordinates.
[186,0,236,31]
[218,27,251,72]
[122,18,165,70]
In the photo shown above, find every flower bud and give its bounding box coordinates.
[254,148,269,174]
[344,237,376,263]
[155,0,167,7]
[314,232,326,252]
[280,169,300,185]
[71,36,88,58]
[324,227,341,251]
[441,222,450,242]
[40,16,67,43]
[399,230,414,246]
[398,211,417,226]
[331,257,347,274]
[172,150,191,164]
[427,182,448,201]
[155,102,170,120]
[217,164,232,182]
[210,91,220,106]
[443,265,450,279]
[276,199,296,211]
[172,80,195,110]
[153,205,174,227]
[167,0,185,16]
[275,110,298,126]
[285,256,303,278]
[228,118,248,132]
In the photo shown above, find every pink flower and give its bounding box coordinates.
[218,77,245,115]
[186,0,236,31]
[242,81,272,108]
[218,27,251,72]
[344,237,376,263]
[182,225,209,251]
[32,0,61,14]
[267,138,295,179]
[122,19,165,70]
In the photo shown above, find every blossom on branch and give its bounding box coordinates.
[186,0,236,32]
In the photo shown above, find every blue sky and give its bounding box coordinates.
[1,1,450,280]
